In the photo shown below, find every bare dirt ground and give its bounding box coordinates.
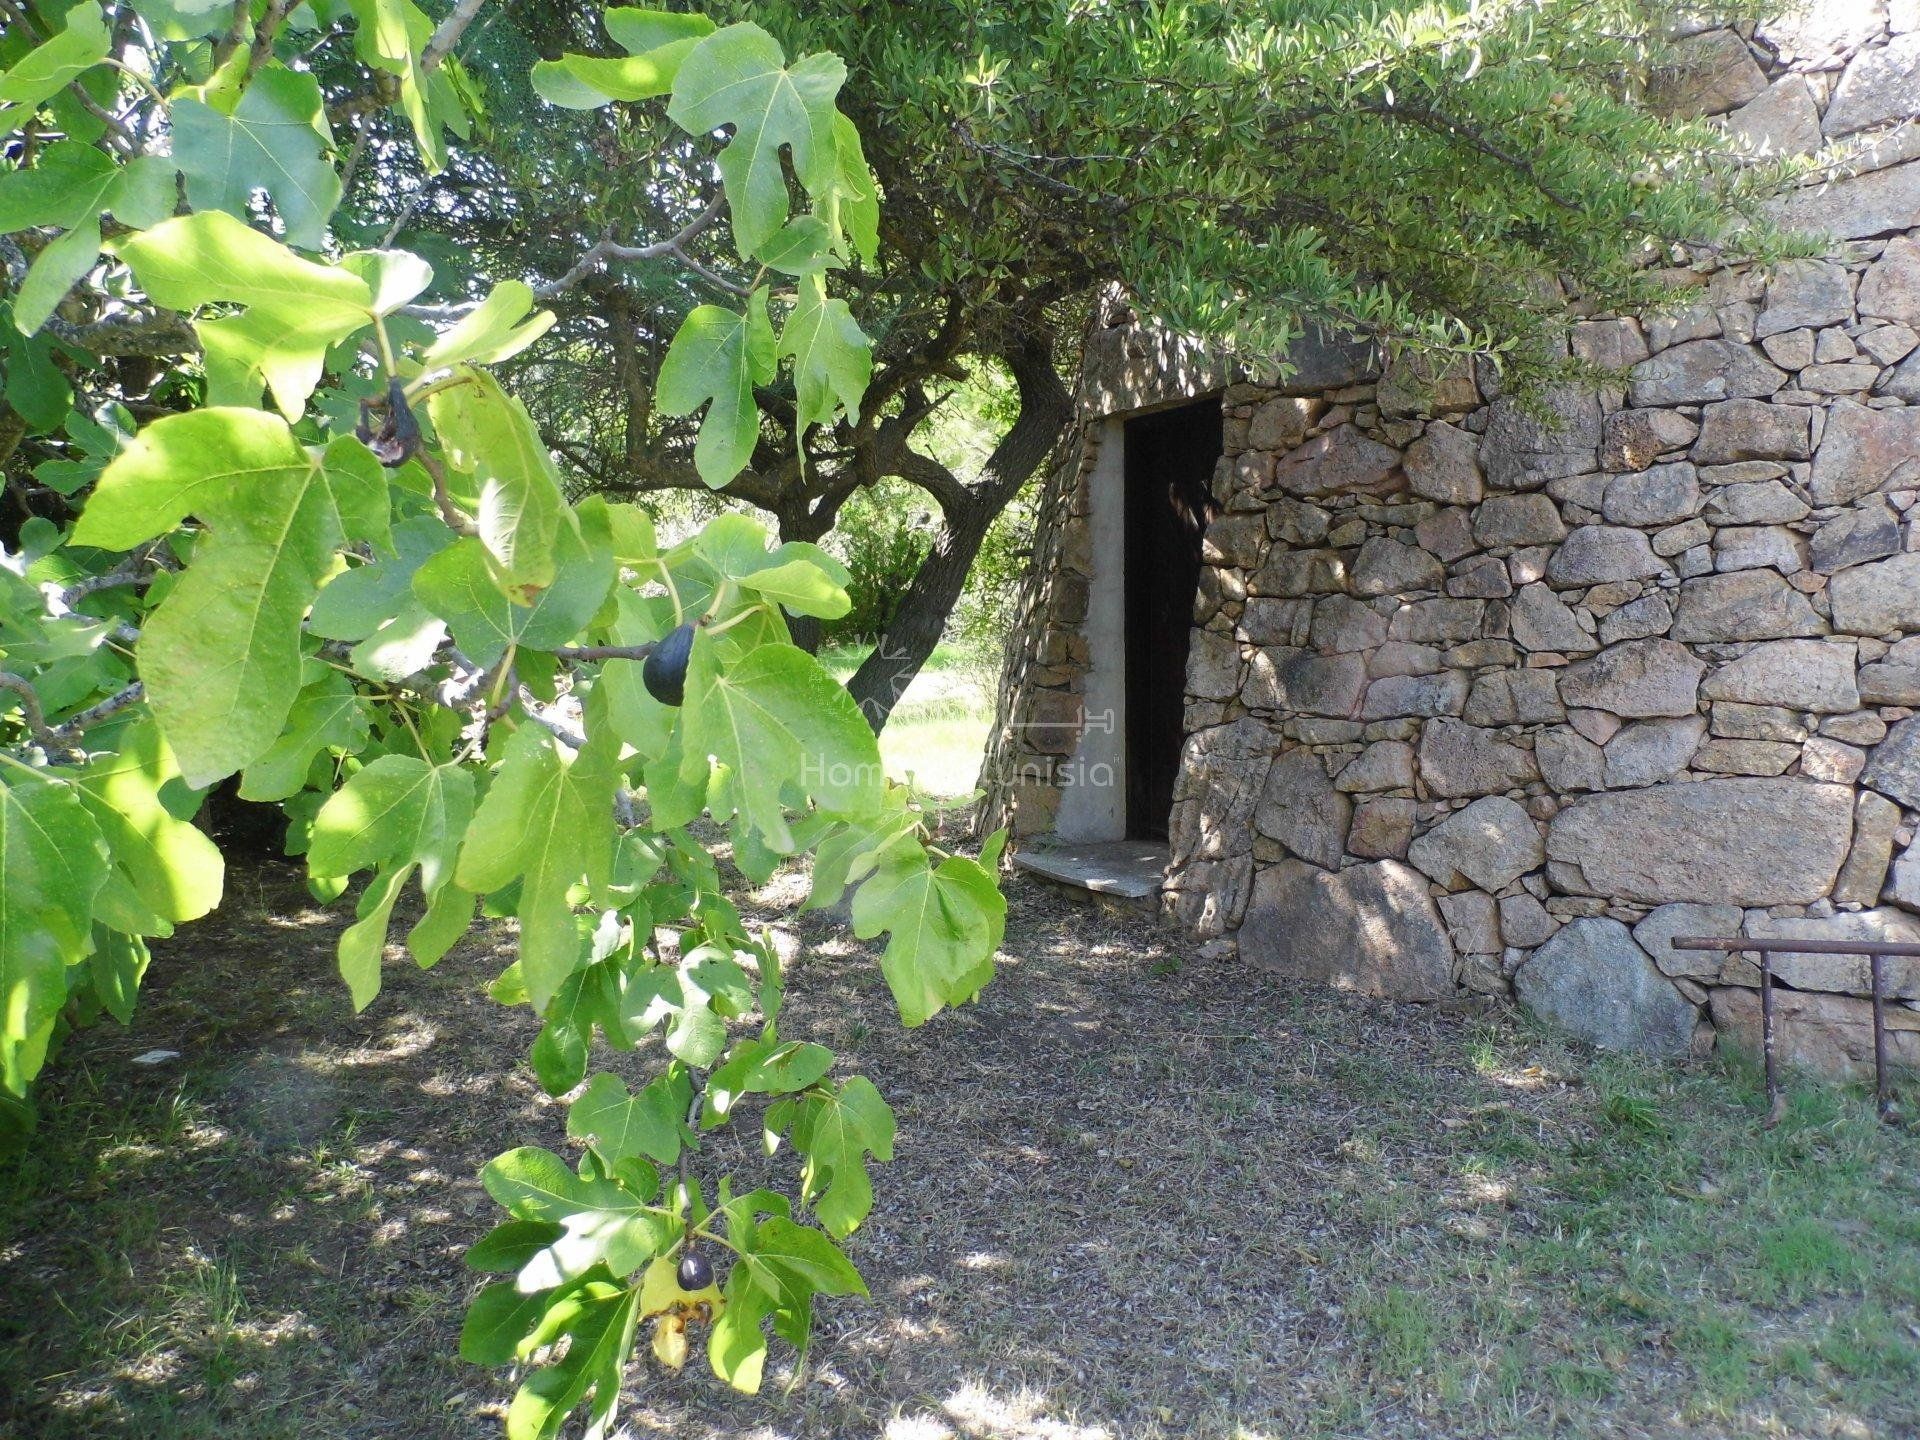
[3,858,1918,1440]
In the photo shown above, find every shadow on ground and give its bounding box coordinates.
[3,862,1917,1440]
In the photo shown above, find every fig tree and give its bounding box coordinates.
[677,1246,713,1292]
[644,622,696,707]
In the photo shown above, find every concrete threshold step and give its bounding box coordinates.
[1011,838,1170,900]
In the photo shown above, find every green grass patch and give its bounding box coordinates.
[818,638,997,796]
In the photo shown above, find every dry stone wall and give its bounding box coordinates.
[981,9,1920,1078]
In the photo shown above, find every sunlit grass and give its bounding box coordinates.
[818,639,997,798]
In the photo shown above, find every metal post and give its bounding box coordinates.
[1759,947,1782,1127]
[1870,952,1892,1123]
[1672,933,1920,1127]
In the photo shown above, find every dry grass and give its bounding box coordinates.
[3,859,1918,1440]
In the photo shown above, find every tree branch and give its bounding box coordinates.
[422,0,489,73]
[0,673,55,747]
[44,680,144,745]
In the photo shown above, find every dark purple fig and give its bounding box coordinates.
[644,622,695,707]
[677,1246,712,1291]
[355,376,421,467]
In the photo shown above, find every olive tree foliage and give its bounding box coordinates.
[0,3,1005,1432]
[366,0,1786,725]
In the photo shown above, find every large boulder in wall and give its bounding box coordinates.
[1239,858,1454,1001]
[1545,778,1854,906]
[1515,919,1699,1057]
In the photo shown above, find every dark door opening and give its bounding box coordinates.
[1123,398,1222,841]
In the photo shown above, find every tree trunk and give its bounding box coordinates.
[846,332,1071,731]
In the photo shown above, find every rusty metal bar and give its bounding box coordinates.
[1872,953,1891,1123]
[1674,935,1916,1126]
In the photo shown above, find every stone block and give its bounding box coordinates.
[1480,389,1602,489]
[1690,398,1813,463]
[1474,493,1569,548]
[1570,318,1651,370]
[1692,738,1801,775]
[1463,669,1566,726]
[1711,986,1920,1083]
[1823,32,1920,137]
[1810,501,1901,572]
[1438,888,1502,954]
[1544,778,1854,905]
[1408,794,1545,891]
[1415,506,1477,562]
[1361,671,1470,720]
[1670,570,1826,642]
[1500,891,1562,948]
[1883,833,1920,912]
[1859,322,1918,364]
[1648,28,1767,115]
[1727,75,1823,157]
[1760,327,1816,369]
[1757,260,1857,337]
[1860,235,1920,327]
[1377,353,1480,417]
[1861,715,1920,807]
[1186,630,1243,701]
[1333,739,1416,793]
[1447,554,1514,598]
[1704,479,1809,526]
[1744,909,1920,999]
[1417,718,1539,797]
[1603,463,1703,526]
[1201,512,1268,568]
[1243,647,1368,716]
[1628,339,1786,406]
[1537,728,1606,791]
[1558,638,1705,718]
[1515,919,1698,1056]
[1253,749,1350,869]
[1800,362,1882,393]
[1240,858,1455,1001]
[1829,551,1920,634]
[1653,518,1712,556]
[1809,397,1920,505]
[1859,663,1920,704]
[1700,638,1858,712]
[1759,1,1888,69]
[1022,686,1085,755]
[1546,526,1668,585]
[1603,715,1707,787]
[1248,396,1319,451]
[1404,420,1484,503]
[1802,735,1868,783]
[1163,854,1254,937]
[1510,583,1598,653]
[1710,702,1807,742]
[1351,536,1445,596]
[1712,524,1807,574]
[1601,408,1700,470]
[1348,797,1417,859]
[1237,596,1312,646]
[1772,159,1920,242]
[1634,901,1744,979]
[1309,595,1389,653]
[1270,424,1402,498]
[1599,594,1675,645]
[1387,598,1486,644]
[1171,718,1282,838]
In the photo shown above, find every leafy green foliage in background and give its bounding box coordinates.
[0,4,999,1432]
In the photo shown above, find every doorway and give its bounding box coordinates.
[1122,398,1222,840]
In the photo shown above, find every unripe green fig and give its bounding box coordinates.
[644,622,696,707]
[677,1246,712,1291]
